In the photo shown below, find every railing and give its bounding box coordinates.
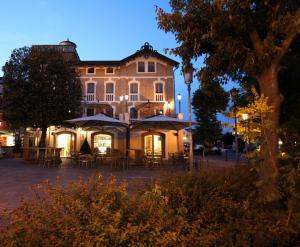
[86,93,95,102]
[106,94,114,101]
[130,94,138,101]
[155,93,164,102]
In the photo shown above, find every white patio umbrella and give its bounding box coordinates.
[131,115,190,131]
[131,115,191,154]
[65,114,129,156]
[65,113,127,128]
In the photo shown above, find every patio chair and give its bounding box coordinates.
[79,154,94,168]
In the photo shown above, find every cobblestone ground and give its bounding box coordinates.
[0,156,237,209]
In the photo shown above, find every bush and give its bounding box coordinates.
[0,167,299,246]
[80,138,91,154]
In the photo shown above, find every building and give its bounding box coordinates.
[27,40,183,159]
[0,77,14,147]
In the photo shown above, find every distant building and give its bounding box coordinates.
[0,77,14,146]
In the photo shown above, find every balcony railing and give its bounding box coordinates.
[130,94,138,101]
[155,93,164,102]
[105,94,114,101]
[85,93,95,102]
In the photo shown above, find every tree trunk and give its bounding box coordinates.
[39,126,47,148]
[257,65,283,198]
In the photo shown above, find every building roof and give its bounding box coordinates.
[78,42,179,67]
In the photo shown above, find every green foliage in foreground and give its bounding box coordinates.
[0,165,299,246]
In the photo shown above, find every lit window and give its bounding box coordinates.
[138,62,145,72]
[106,67,114,74]
[148,62,155,72]
[87,67,95,74]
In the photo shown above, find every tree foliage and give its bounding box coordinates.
[192,81,229,147]
[2,47,82,147]
[157,0,300,185]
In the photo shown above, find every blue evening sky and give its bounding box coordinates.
[0,0,233,128]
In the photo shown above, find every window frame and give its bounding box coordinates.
[129,81,139,102]
[86,67,96,75]
[105,67,115,75]
[104,81,115,102]
[136,61,156,73]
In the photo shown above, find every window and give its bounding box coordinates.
[87,83,95,93]
[105,107,114,117]
[93,134,112,154]
[105,82,114,101]
[130,107,138,119]
[86,108,95,116]
[86,82,95,102]
[106,67,114,74]
[129,82,139,101]
[137,61,155,73]
[87,67,95,74]
[138,62,145,72]
[155,83,163,93]
[148,62,155,72]
[155,82,164,101]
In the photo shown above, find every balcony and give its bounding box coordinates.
[85,93,95,102]
[155,93,164,102]
[105,94,114,101]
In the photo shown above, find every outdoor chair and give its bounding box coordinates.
[79,154,94,168]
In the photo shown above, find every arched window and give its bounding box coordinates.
[86,82,95,102]
[129,82,139,101]
[130,107,138,119]
[154,82,164,101]
[105,82,114,101]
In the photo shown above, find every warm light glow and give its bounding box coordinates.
[177,93,182,101]
[278,139,283,145]
[241,113,249,120]
[124,94,129,101]
[119,95,124,101]
[167,102,171,108]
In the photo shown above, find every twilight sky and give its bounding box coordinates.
[0,0,233,127]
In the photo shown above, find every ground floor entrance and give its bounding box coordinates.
[93,133,112,154]
[144,134,164,156]
[56,133,75,157]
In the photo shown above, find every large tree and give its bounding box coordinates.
[2,47,82,147]
[157,0,300,188]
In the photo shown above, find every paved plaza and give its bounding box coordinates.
[0,158,187,209]
[0,155,237,209]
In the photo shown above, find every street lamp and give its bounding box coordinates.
[230,88,239,165]
[241,113,250,158]
[167,101,171,116]
[183,64,194,172]
[120,94,129,114]
[177,93,182,113]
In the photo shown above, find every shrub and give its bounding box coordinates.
[0,167,299,246]
[79,138,91,154]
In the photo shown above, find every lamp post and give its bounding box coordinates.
[167,101,171,116]
[177,93,182,113]
[230,88,239,165]
[241,113,250,158]
[183,65,194,172]
[119,94,130,158]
